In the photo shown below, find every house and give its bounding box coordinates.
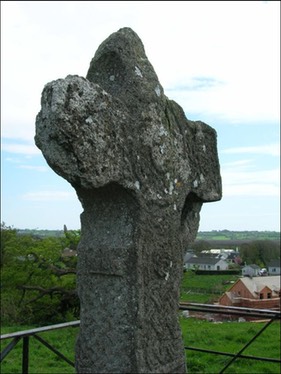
[267,259,281,276]
[185,256,228,271]
[219,275,280,310]
[227,251,241,264]
[241,264,260,277]
[201,249,241,263]
[183,250,194,264]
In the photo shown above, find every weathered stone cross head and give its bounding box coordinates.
[35,27,222,374]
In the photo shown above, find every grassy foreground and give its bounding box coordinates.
[181,317,280,373]
[1,272,279,373]
[1,318,280,373]
[0,325,77,373]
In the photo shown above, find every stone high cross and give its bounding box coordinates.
[35,27,222,373]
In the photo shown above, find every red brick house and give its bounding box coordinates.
[219,276,280,310]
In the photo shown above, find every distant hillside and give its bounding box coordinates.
[17,229,65,237]
[196,230,280,245]
[16,228,280,243]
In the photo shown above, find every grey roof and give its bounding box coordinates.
[240,276,280,294]
[183,252,194,262]
[243,264,260,269]
[186,256,224,265]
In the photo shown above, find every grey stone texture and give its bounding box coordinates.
[35,27,222,373]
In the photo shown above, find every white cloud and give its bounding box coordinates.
[22,190,77,202]
[221,144,280,157]
[222,168,280,197]
[166,77,224,92]
[222,159,254,169]
[18,165,48,172]
[2,143,41,155]
[223,183,279,197]
[4,157,23,164]
[1,1,280,231]
[1,1,280,142]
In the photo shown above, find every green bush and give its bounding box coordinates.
[1,223,80,325]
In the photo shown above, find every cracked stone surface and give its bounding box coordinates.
[35,27,222,373]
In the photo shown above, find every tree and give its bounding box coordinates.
[1,224,80,325]
[1,222,18,268]
[239,240,280,267]
[190,240,212,255]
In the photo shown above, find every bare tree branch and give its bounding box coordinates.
[17,285,77,304]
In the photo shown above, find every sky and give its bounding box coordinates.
[1,1,280,232]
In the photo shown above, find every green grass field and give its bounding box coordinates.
[181,318,280,373]
[180,271,239,303]
[1,319,280,373]
[1,272,280,373]
[0,325,77,373]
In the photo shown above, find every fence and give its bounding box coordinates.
[1,304,280,373]
[0,320,80,373]
[179,303,281,373]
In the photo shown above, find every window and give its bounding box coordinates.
[259,293,264,299]
[267,293,271,299]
